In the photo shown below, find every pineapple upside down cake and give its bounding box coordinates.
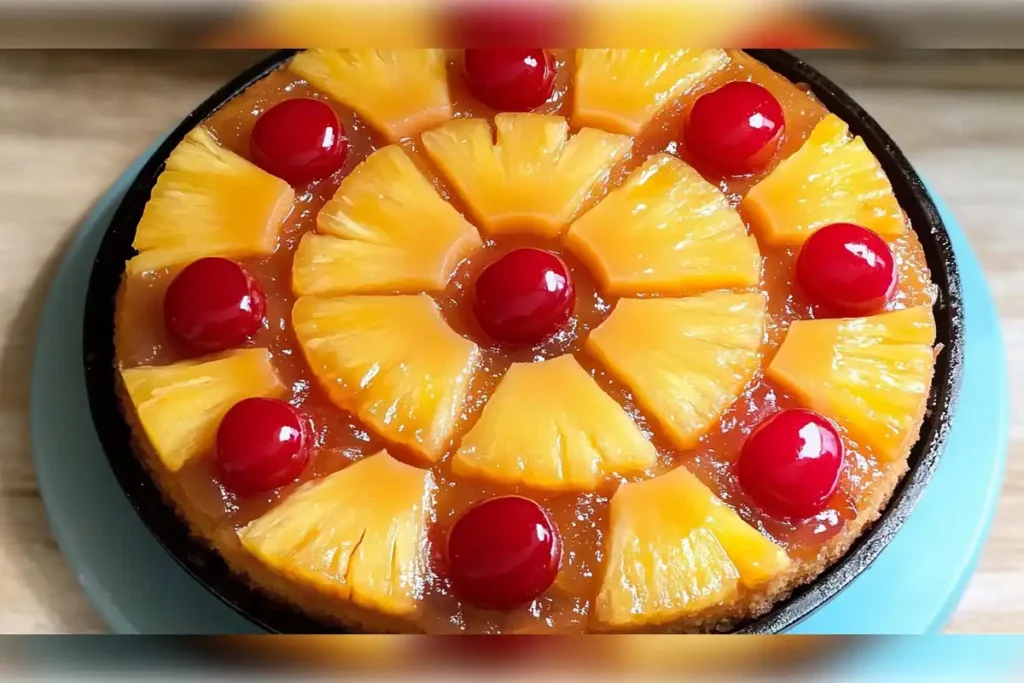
[115,49,939,633]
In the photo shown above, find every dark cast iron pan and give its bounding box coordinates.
[82,49,964,634]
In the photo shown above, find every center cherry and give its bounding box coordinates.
[737,409,844,520]
[795,222,898,317]
[446,496,561,610]
[164,257,266,354]
[684,81,785,176]
[250,98,349,186]
[463,49,556,112]
[472,248,575,345]
[216,397,311,496]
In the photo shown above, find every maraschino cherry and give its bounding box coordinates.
[250,98,348,185]
[464,49,556,111]
[447,496,561,610]
[738,409,844,520]
[472,248,575,345]
[796,222,898,317]
[685,81,785,176]
[216,397,310,496]
[164,257,265,354]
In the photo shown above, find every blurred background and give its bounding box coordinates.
[0,1,1023,48]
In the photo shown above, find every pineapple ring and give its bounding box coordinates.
[595,464,790,629]
[120,349,286,472]
[767,306,937,462]
[292,294,481,463]
[573,49,730,136]
[292,145,483,297]
[566,153,762,296]
[453,354,658,492]
[586,292,767,452]
[289,49,453,142]
[741,113,906,246]
[421,113,632,238]
[239,449,435,616]
[129,127,294,276]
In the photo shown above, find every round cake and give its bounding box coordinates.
[113,49,939,633]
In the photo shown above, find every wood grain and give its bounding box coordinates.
[1,51,1020,634]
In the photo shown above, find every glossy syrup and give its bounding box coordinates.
[114,50,936,633]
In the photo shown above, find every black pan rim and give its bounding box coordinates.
[81,49,964,635]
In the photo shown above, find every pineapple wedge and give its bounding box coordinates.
[595,465,791,629]
[573,49,730,136]
[587,292,766,451]
[421,113,632,237]
[566,154,761,295]
[453,354,656,491]
[292,295,480,461]
[292,145,482,296]
[742,113,905,246]
[767,306,936,461]
[289,49,451,141]
[128,127,294,275]
[239,450,435,617]
[120,349,284,472]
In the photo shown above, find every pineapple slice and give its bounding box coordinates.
[292,294,480,461]
[128,127,294,275]
[595,465,790,629]
[292,145,481,296]
[742,113,905,246]
[420,113,632,237]
[453,354,656,491]
[120,349,284,472]
[573,49,730,136]
[289,49,451,141]
[767,306,936,461]
[587,292,766,451]
[566,154,761,295]
[239,450,434,617]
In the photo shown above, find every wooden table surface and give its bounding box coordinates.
[1,51,1020,634]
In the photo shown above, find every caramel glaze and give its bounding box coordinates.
[115,50,936,633]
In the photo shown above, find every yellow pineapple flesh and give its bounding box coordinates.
[239,450,434,617]
[292,294,480,462]
[595,465,791,629]
[292,145,482,296]
[587,292,766,451]
[767,306,936,461]
[573,49,730,136]
[566,153,761,295]
[120,349,284,472]
[452,354,656,492]
[289,49,452,142]
[420,113,632,237]
[128,127,294,275]
[741,113,905,246]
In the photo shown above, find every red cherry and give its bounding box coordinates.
[796,223,898,317]
[472,248,575,345]
[250,98,348,185]
[164,258,265,354]
[464,49,556,111]
[216,398,310,496]
[447,496,561,610]
[685,81,785,176]
[738,409,844,519]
